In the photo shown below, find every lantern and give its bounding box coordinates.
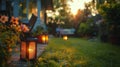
[20,37,37,61]
[45,34,48,43]
[63,35,68,40]
[42,35,46,43]
[37,34,48,44]
[41,34,48,44]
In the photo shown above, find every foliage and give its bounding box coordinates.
[98,3,120,44]
[36,38,120,67]
[32,26,44,36]
[0,15,29,66]
[77,15,100,38]
[46,22,57,35]
[50,0,74,28]
[99,3,120,24]
[77,22,90,37]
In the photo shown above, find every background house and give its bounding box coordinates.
[0,0,53,31]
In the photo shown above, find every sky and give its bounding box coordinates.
[67,0,92,15]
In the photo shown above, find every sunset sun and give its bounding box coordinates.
[67,0,92,15]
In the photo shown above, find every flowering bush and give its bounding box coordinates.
[0,15,29,66]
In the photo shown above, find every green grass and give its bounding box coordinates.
[36,37,120,67]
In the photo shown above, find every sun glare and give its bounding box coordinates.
[67,0,92,15]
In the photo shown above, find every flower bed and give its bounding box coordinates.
[0,15,29,66]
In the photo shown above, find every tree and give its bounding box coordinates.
[98,2,120,44]
[77,22,89,37]
[47,0,74,29]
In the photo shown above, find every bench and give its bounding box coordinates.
[60,28,75,35]
[56,28,75,37]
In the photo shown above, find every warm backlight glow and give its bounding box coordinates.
[42,35,46,43]
[28,48,33,52]
[63,36,68,40]
[28,42,36,59]
[67,0,92,15]
[45,35,48,43]
[21,41,36,60]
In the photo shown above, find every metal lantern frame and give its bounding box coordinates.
[37,33,48,44]
[20,38,37,61]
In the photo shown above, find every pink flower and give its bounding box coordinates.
[10,16,19,25]
[17,25,22,32]
[0,15,8,23]
[20,24,30,32]
[0,15,30,33]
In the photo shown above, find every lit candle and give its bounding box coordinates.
[63,36,68,40]
[42,35,46,43]
[28,42,36,60]
[45,35,48,43]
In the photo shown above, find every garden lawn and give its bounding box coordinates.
[37,38,120,67]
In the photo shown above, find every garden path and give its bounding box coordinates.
[9,43,48,67]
